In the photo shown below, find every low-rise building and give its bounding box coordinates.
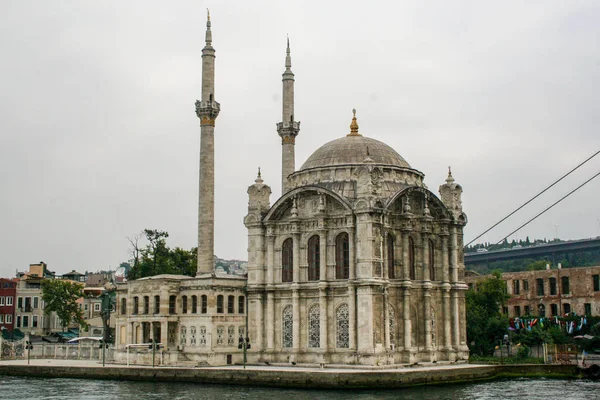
[0,278,17,332]
[465,265,600,318]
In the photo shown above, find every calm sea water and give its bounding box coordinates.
[0,376,598,400]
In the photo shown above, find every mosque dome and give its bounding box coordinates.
[299,110,411,171]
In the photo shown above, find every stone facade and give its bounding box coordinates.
[465,265,600,318]
[115,14,469,367]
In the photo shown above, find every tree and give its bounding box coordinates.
[41,279,87,332]
[126,229,198,280]
[466,271,509,356]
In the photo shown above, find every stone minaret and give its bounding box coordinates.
[195,11,220,276]
[276,38,300,194]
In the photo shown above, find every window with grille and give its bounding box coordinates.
[133,297,139,314]
[308,304,320,348]
[190,326,197,346]
[154,296,160,314]
[180,326,187,346]
[182,296,188,314]
[121,298,127,315]
[199,326,207,347]
[336,303,350,348]
[282,305,293,348]
[169,295,176,314]
[217,326,225,346]
[144,296,149,314]
[228,326,235,346]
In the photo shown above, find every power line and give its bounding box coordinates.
[465,149,600,247]
[495,170,600,245]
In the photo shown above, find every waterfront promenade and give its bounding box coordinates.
[0,359,580,389]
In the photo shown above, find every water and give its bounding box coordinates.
[0,376,598,400]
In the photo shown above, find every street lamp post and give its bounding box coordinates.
[25,341,33,365]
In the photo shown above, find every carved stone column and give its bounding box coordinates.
[319,286,328,352]
[319,230,327,281]
[348,285,357,350]
[402,231,410,280]
[292,288,300,350]
[450,225,460,349]
[293,232,300,283]
[266,291,274,351]
[349,230,356,280]
[266,231,275,285]
[441,234,452,351]
[422,233,432,352]
[402,284,412,353]
[383,288,390,351]
[254,292,264,350]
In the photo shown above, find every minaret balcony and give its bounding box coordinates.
[195,100,221,120]
[277,121,301,137]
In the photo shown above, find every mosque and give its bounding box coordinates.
[114,13,469,366]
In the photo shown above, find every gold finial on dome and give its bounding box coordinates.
[347,108,362,137]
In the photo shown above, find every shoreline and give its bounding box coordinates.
[0,360,582,389]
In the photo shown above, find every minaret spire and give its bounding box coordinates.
[195,10,220,276]
[277,37,301,194]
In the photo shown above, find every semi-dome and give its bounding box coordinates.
[300,135,411,171]
[299,110,411,171]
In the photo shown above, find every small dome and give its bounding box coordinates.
[300,135,411,171]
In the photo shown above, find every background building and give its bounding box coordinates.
[0,278,17,332]
[465,264,600,317]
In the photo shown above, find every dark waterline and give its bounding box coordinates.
[0,376,598,400]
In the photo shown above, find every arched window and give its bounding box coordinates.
[282,305,293,348]
[133,297,139,315]
[143,296,150,314]
[429,239,435,281]
[282,238,293,282]
[409,237,416,280]
[389,306,396,349]
[336,233,350,279]
[217,295,224,314]
[180,326,187,346]
[201,295,207,314]
[387,234,395,279]
[308,235,320,281]
[169,295,176,314]
[227,295,235,313]
[238,296,245,314]
[154,295,160,314]
[191,295,198,314]
[336,303,350,348]
[308,304,320,348]
[182,296,188,314]
[120,298,127,315]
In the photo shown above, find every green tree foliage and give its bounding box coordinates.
[526,260,549,271]
[126,229,197,279]
[466,271,509,356]
[41,279,87,332]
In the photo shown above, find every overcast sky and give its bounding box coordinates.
[1,1,599,277]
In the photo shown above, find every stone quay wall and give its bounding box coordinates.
[0,363,579,389]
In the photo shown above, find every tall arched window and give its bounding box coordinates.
[120,298,127,315]
[308,235,320,281]
[336,233,350,279]
[282,238,293,283]
[201,295,207,314]
[133,297,139,315]
[308,304,320,348]
[336,303,350,348]
[153,295,160,314]
[143,296,150,314]
[217,295,224,313]
[387,234,395,279]
[191,295,198,314]
[238,296,245,314]
[429,239,435,281]
[409,237,416,280]
[182,296,188,314]
[282,305,293,348]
